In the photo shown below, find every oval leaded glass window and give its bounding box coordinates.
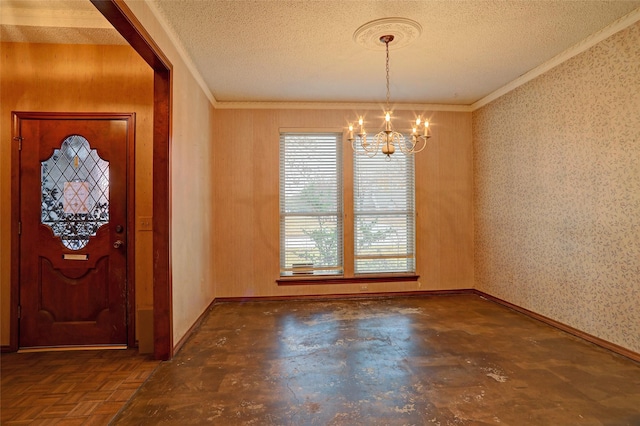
[41,135,109,250]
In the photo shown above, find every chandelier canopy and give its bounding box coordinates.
[348,24,431,159]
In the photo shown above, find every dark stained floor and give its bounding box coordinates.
[112,295,640,425]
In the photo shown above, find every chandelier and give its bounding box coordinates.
[348,34,430,158]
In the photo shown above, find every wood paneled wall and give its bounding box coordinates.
[211,108,474,297]
[0,42,154,346]
[0,42,473,347]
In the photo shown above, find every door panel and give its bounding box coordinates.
[19,116,131,348]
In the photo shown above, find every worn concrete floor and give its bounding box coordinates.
[113,294,640,425]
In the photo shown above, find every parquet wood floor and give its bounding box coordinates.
[1,348,159,425]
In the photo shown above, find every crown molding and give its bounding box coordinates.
[213,101,473,112]
[144,0,217,107]
[472,6,640,111]
[131,3,640,114]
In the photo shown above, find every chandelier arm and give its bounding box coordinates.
[399,135,429,154]
[351,137,362,155]
[372,133,386,154]
[398,135,415,154]
[354,134,381,157]
[348,32,433,158]
[411,142,428,154]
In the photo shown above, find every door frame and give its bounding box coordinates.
[91,0,174,360]
[8,0,174,359]
[11,111,137,349]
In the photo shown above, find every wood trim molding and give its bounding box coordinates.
[172,298,217,356]
[152,69,173,360]
[277,274,420,286]
[214,101,473,112]
[216,289,472,303]
[143,0,216,106]
[9,113,21,352]
[473,290,640,363]
[92,0,174,360]
[125,113,136,348]
[91,0,171,72]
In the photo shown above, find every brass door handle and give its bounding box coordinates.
[113,240,125,249]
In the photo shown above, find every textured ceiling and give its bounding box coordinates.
[2,0,640,106]
[147,0,640,105]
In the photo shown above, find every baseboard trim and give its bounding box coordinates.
[18,345,127,353]
[172,298,217,356]
[214,289,472,304]
[115,288,639,364]
[214,289,639,363]
[276,274,419,286]
[473,290,640,363]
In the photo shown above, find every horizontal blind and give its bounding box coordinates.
[280,133,343,276]
[353,144,415,274]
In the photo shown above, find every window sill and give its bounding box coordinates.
[276,274,419,286]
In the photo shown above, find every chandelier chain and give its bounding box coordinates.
[347,30,431,158]
[385,39,391,110]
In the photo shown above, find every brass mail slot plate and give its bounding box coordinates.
[63,254,89,261]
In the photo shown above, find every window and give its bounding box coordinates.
[353,150,415,273]
[279,133,343,276]
[279,131,415,278]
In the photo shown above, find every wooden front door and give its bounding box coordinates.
[16,113,134,348]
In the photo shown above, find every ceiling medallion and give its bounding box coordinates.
[353,17,422,50]
[348,18,430,158]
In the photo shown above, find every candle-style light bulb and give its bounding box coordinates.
[416,117,421,126]
[385,112,391,131]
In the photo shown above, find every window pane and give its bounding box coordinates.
[41,135,109,250]
[354,145,415,274]
[280,133,343,276]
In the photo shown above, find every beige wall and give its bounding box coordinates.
[473,22,640,353]
[113,0,471,352]
[0,0,472,361]
[122,0,216,345]
[0,42,154,346]
[212,109,474,297]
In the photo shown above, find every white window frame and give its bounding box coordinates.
[279,132,343,276]
[353,147,416,274]
[279,131,416,279]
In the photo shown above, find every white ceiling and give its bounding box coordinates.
[2,0,640,108]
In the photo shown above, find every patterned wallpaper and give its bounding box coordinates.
[473,22,640,353]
